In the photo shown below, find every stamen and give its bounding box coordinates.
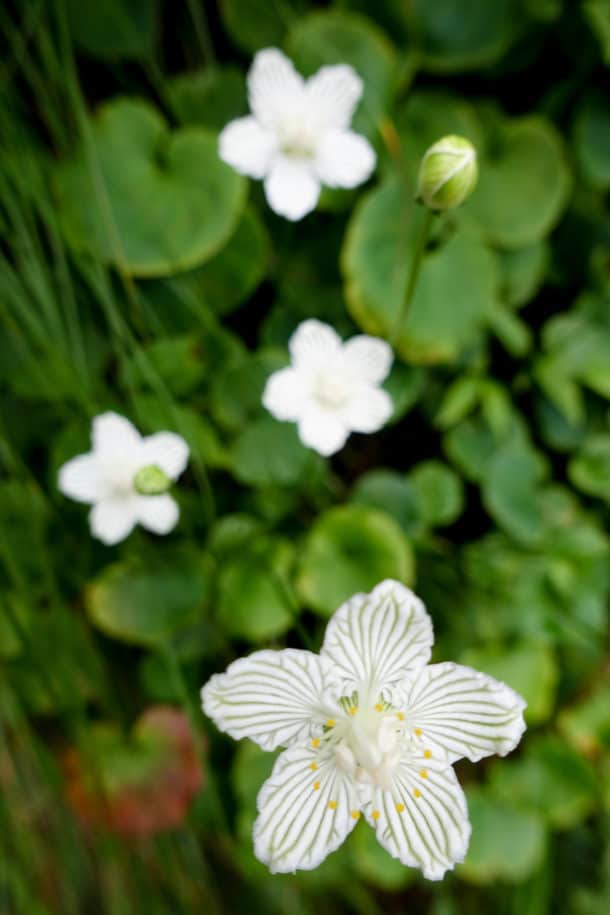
[348,706,358,716]
[424,749,432,759]
[413,788,421,798]
[309,762,318,771]
[351,810,360,820]
[395,803,405,813]
[327,800,337,810]
[313,781,321,791]
[312,738,320,748]
[420,769,428,779]
[372,810,380,821]
[325,719,335,728]
[397,712,405,721]
[414,727,423,736]
[374,703,384,712]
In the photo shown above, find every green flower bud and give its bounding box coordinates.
[417,135,478,211]
[133,464,171,496]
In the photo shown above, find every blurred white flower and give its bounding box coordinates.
[263,319,393,456]
[202,579,526,878]
[58,412,189,545]
[219,48,376,221]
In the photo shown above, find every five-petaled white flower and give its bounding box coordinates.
[219,48,376,221]
[58,412,189,546]
[262,319,394,456]
[202,580,526,879]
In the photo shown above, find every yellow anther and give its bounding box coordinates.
[372,810,380,821]
[414,727,423,736]
[348,706,358,716]
[413,788,421,798]
[309,762,318,771]
[312,738,320,748]
[375,703,384,712]
[313,781,321,791]
[325,719,335,728]
[327,800,337,810]
[395,803,405,813]
[420,769,428,779]
[397,712,405,721]
[423,749,432,759]
[351,810,360,820]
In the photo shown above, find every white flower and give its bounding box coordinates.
[58,412,189,546]
[202,580,526,879]
[219,48,376,221]
[262,319,394,456]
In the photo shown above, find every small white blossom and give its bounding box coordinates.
[202,580,526,878]
[219,48,376,221]
[58,412,189,546]
[262,319,394,456]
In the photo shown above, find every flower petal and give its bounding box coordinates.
[58,453,105,504]
[305,64,363,130]
[89,497,137,546]
[364,752,471,881]
[297,405,349,456]
[289,319,343,370]
[342,386,393,434]
[140,432,189,480]
[136,494,179,535]
[262,367,311,422]
[401,662,527,764]
[254,741,359,873]
[315,128,376,189]
[248,48,305,130]
[321,580,434,699]
[342,335,393,384]
[218,115,276,179]
[92,412,141,455]
[202,649,340,751]
[263,157,321,221]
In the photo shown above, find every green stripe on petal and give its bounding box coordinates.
[401,662,527,764]
[201,648,341,751]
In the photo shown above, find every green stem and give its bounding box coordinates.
[392,208,434,346]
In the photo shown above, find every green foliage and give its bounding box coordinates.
[2,2,610,914]
[56,99,246,276]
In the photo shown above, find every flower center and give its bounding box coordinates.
[334,706,403,790]
[277,120,316,160]
[314,370,351,408]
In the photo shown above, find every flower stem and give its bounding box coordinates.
[392,208,434,347]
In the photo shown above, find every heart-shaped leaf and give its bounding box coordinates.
[55,98,246,277]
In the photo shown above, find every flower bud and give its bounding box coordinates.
[417,135,478,211]
[134,464,171,496]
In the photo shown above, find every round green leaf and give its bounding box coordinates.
[296,505,414,617]
[351,470,419,534]
[216,539,295,641]
[343,180,498,363]
[482,441,548,545]
[287,10,398,138]
[488,736,599,830]
[460,642,558,725]
[220,0,303,53]
[568,434,610,501]
[56,98,246,277]
[465,117,571,249]
[408,0,523,72]
[231,417,314,487]
[86,549,213,648]
[459,787,547,884]
[408,460,464,527]
[499,241,549,308]
[167,66,246,130]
